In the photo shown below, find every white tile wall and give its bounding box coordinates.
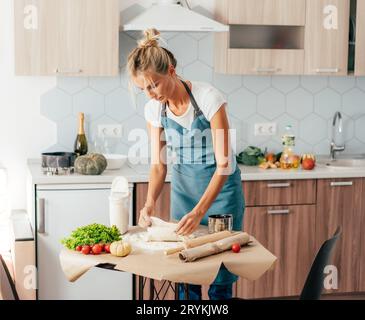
[40,32,365,156]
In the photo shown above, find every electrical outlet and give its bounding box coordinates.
[254,123,277,136]
[98,124,123,138]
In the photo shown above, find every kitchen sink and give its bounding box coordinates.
[316,154,365,169]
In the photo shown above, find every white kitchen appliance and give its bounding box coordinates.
[35,183,133,300]
[122,0,229,32]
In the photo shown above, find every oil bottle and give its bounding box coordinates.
[280,125,297,169]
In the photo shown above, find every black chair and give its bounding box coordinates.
[0,254,19,300]
[299,226,341,300]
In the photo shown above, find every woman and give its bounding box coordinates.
[127,29,245,300]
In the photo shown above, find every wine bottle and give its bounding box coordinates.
[74,112,88,156]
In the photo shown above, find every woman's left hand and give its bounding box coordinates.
[175,210,204,236]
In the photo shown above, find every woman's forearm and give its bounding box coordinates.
[144,164,167,208]
[194,170,228,217]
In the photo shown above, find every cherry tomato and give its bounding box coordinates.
[92,244,102,255]
[231,243,241,253]
[81,245,91,255]
[76,245,82,252]
[104,243,111,253]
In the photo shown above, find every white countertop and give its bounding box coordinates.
[27,159,365,185]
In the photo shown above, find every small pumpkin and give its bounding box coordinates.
[110,241,132,257]
[74,153,107,175]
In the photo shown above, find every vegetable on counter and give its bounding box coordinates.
[61,223,121,251]
[236,146,265,166]
[74,153,107,175]
[110,241,132,257]
[81,245,91,255]
[301,157,316,170]
[231,243,241,253]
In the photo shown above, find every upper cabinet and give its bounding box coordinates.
[14,0,119,76]
[215,0,306,75]
[355,0,365,75]
[304,0,350,76]
[228,0,306,26]
[215,0,364,76]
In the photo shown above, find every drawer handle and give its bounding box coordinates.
[330,181,353,187]
[54,68,83,74]
[267,183,291,188]
[268,209,290,215]
[38,198,45,234]
[254,67,279,73]
[315,68,339,73]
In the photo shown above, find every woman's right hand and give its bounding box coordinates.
[138,205,154,228]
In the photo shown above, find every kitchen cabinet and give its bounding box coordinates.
[355,0,365,75]
[237,204,316,298]
[133,176,365,299]
[228,0,306,26]
[316,178,362,293]
[14,0,119,76]
[35,184,133,300]
[235,179,317,299]
[214,0,305,75]
[359,178,365,291]
[304,0,350,75]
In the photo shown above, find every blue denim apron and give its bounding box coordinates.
[160,81,245,285]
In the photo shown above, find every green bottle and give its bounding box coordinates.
[74,112,88,156]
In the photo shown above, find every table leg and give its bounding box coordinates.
[139,276,144,300]
[184,283,189,300]
[149,278,155,300]
[174,283,179,300]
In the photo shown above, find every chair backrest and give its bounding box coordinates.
[299,227,341,300]
[0,254,19,300]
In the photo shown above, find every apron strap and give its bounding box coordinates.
[161,80,203,119]
[180,81,203,119]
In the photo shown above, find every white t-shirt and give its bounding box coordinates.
[144,82,226,129]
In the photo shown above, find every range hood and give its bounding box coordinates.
[122,0,229,32]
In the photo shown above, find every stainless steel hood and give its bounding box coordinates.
[122,0,229,32]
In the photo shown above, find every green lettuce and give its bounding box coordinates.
[61,223,121,250]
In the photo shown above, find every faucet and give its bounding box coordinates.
[330,111,345,160]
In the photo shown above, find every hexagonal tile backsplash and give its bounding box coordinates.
[41,31,365,156]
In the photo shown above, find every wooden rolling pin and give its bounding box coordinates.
[164,230,237,255]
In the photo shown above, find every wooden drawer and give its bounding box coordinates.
[227,49,304,75]
[243,179,316,207]
[228,0,306,26]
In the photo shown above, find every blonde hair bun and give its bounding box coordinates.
[127,28,177,77]
[138,28,161,49]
